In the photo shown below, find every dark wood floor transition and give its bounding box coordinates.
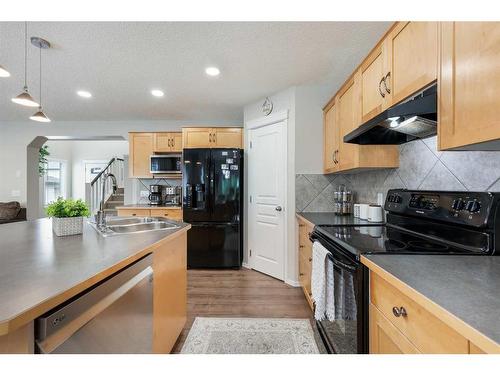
[171,268,314,353]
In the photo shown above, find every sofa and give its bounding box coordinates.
[0,202,27,225]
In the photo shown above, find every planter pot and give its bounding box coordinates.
[52,216,84,236]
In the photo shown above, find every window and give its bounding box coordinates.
[43,160,67,206]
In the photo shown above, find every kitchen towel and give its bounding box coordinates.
[311,241,334,321]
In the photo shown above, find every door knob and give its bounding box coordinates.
[275,206,282,212]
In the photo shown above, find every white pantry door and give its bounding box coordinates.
[248,120,286,280]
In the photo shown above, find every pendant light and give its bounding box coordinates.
[11,22,39,107]
[0,65,9,77]
[30,37,51,123]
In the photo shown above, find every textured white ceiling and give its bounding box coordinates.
[0,22,390,122]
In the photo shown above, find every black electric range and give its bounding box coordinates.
[311,189,500,354]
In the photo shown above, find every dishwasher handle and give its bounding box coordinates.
[35,254,153,354]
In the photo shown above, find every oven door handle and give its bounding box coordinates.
[326,252,358,272]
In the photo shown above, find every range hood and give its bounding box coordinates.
[344,84,437,145]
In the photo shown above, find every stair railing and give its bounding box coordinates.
[89,157,125,216]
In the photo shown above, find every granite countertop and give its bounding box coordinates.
[0,218,189,335]
[117,204,182,210]
[362,254,500,349]
[296,212,384,226]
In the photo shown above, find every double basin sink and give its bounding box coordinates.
[90,216,181,237]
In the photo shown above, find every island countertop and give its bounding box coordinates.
[0,218,190,336]
[361,254,500,353]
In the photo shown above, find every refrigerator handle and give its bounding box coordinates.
[209,156,215,215]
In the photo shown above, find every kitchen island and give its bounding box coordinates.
[0,218,190,354]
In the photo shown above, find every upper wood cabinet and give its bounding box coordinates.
[183,127,243,149]
[360,44,386,123]
[213,128,243,148]
[154,132,182,153]
[323,101,338,173]
[359,22,438,124]
[385,22,438,105]
[337,76,362,171]
[323,74,399,173]
[439,22,500,150]
[129,132,153,178]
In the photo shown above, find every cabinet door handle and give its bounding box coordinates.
[383,72,391,94]
[213,133,216,144]
[308,257,312,262]
[210,133,213,143]
[171,138,174,147]
[392,306,408,317]
[378,77,386,98]
[299,272,304,276]
[168,139,171,147]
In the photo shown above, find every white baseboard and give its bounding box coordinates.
[285,278,301,287]
[241,262,251,269]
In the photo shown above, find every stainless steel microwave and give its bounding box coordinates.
[150,154,182,174]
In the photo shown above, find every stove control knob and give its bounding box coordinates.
[466,200,481,213]
[395,195,402,203]
[452,199,465,211]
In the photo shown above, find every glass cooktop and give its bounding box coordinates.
[314,225,481,258]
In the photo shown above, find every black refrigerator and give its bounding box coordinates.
[182,148,243,268]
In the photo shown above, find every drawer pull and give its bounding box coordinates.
[299,272,304,276]
[299,245,305,248]
[308,257,312,262]
[132,214,137,216]
[299,224,305,227]
[392,306,408,318]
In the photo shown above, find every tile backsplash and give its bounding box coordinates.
[296,136,500,212]
[133,178,182,204]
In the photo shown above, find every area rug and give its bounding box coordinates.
[180,317,319,354]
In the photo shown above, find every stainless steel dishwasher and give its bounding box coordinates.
[35,254,153,354]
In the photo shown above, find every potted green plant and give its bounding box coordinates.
[46,198,90,236]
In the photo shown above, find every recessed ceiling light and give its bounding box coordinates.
[205,67,220,77]
[77,90,92,98]
[151,89,164,97]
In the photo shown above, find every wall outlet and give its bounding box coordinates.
[140,190,150,198]
[11,190,21,197]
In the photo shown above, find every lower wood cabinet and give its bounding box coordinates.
[369,303,420,354]
[297,215,314,310]
[117,208,182,221]
[370,272,468,354]
[152,230,187,353]
[367,270,493,354]
[150,209,183,221]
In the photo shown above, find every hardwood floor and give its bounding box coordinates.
[171,268,314,353]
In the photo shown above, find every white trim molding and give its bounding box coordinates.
[246,109,289,130]
[285,278,301,288]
